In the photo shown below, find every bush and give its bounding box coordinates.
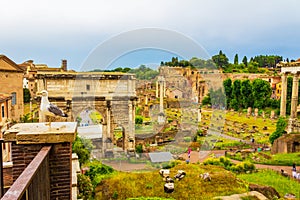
[77,173,93,200]
[161,161,178,169]
[72,135,93,165]
[204,157,254,173]
[269,117,287,144]
[135,144,143,153]
[230,161,255,173]
[184,137,191,142]
[85,160,114,187]
[135,115,143,124]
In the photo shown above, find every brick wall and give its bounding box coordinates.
[3,163,13,188]
[11,142,72,199]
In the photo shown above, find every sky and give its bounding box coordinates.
[1,0,300,71]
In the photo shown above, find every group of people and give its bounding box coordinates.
[292,163,300,180]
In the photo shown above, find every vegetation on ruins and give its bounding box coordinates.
[77,173,93,200]
[91,65,159,80]
[94,164,248,199]
[23,88,31,103]
[72,135,93,165]
[237,169,300,198]
[269,117,288,144]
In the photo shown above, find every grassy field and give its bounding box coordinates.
[237,169,300,198]
[200,109,277,145]
[95,164,248,200]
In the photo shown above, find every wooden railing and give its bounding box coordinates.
[1,146,52,200]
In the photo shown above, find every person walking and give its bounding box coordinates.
[188,147,192,159]
[292,163,297,178]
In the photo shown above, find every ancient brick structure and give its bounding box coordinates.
[3,122,77,199]
[0,55,24,122]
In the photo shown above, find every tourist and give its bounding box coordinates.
[188,147,191,159]
[292,163,297,178]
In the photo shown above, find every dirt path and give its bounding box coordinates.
[103,150,294,178]
[102,160,148,172]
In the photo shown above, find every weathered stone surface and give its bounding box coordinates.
[271,133,300,154]
[214,191,268,200]
[249,183,280,199]
[4,122,77,144]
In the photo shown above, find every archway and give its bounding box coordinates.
[76,108,103,127]
[113,126,125,151]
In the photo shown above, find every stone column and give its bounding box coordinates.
[106,101,111,139]
[197,107,202,122]
[290,73,299,118]
[145,94,148,105]
[280,73,287,117]
[156,81,159,97]
[163,80,166,97]
[159,80,164,113]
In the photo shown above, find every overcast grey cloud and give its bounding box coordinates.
[1,0,300,70]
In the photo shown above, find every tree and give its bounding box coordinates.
[232,80,242,109]
[269,117,287,144]
[242,56,248,67]
[234,54,239,65]
[23,88,31,103]
[252,79,272,109]
[212,50,229,70]
[223,78,232,109]
[241,79,253,108]
[202,93,211,106]
[247,61,259,73]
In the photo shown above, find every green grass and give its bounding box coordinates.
[135,124,155,134]
[95,164,248,200]
[237,169,300,198]
[89,111,102,124]
[228,152,300,166]
[271,153,300,165]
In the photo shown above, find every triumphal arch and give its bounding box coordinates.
[279,61,300,133]
[35,71,137,157]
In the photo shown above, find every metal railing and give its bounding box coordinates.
[1,146,52,200]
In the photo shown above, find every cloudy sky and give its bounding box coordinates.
[1,0,300,71]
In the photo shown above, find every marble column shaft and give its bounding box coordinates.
[290,73,299,118]
[280,73,287,117]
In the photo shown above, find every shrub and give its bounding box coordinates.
[230,161,255,173]
[184,137,191,142]
[77,173,93,200]
[269,117,287,144]
[85,160,114,187]
[135,115,143,124]
[135,144,143,153]
[72,135,92,165]
[161,161,178,169]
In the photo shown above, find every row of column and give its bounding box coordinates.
[156,77,166,98]
[280,72,299,118]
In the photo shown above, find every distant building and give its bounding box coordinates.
[0,55,24,121]
[19,59,71,98]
